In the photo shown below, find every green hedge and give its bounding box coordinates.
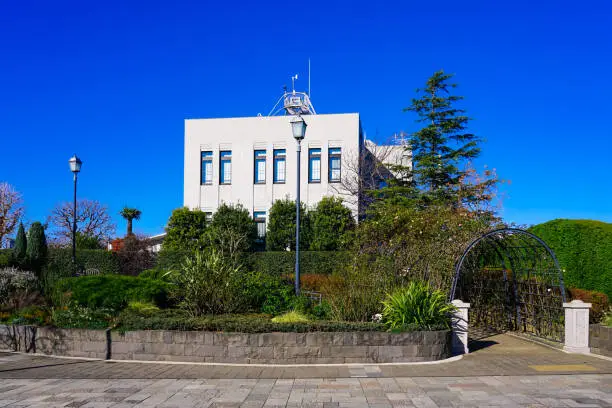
[156,250,352,276]
[116,309,445,333]
[47,248,120,275]
[529,219,612,298]
[0,249,11,268]
[55,275,171,311]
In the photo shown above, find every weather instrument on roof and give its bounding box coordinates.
[268,70,316,116]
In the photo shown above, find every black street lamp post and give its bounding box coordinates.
[290,116,307,296]
[68,154,82,267]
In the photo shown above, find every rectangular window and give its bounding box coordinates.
[328,147,341,182]
[219,151,232,184]
[308,148,321,183]
[204,212,213,223]
[273,149,286,183]
[201,151,213,185]
[254,150,266,184]
[253,211,266,238]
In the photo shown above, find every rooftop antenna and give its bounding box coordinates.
[308,58,311,97]
[291,74,298,93]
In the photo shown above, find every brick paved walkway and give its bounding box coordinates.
[1,334,611,379]
[1,334,612,407]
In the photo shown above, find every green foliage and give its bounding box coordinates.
[355,204,492,292]
[12,223,27,267]
[162,207,208,252]
[249,251,351,276]
[603,310,612,327]
[529,219,612,299]
[271,311,310,323]
[239,270,294,315]
[54,275,170,311]
[125,300,160,316]
[26,222,47,274]
[116,309,392,332]
[139,268,172,281]
[0,249,10,268]
[51,304,114,329]
[266,198,311,251]
[0,306,50,326]
[207,203,257,257]
[381,281,456,331]
[309,197,355,251]
[169,250,241,316]
[75,232,103,249]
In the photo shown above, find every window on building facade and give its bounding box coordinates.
[204,212,213,223]
[254,150,266,184]
[201,151,213,185]
[328,147,341,182]
[273,149,286,183]
[219,151,232,184]
[308,148,321,183]
[253,211,266,238]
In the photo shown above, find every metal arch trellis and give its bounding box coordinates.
[450,228,567,343]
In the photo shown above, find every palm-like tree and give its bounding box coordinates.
[119,207,142,236]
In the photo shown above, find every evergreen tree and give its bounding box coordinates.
[162,207,208,252]
[266,198,311,251]
[404,70,481,206]
[26,221,47,274]
[309,197,355,251]
[12,222,27,267]
[207,203,257,255]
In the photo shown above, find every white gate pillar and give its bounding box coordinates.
[563,299,591,354]
[451,299,470,355]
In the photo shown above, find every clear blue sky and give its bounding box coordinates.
[1,1,610,237]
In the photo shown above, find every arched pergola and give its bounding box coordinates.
[450,228,566,342]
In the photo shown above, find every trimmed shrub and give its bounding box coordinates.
[54,275,170,311]
[309,197,355,251]
[248,251,351,276]
[271,311,310,323]
[116,309,398,333]
[266,198,311,251]
[162,207,208,252]
[12,223,27,268]
[529,219,612,298]
[46,249,120,275]
[0,249,11,268]
[26,222,47,274]
[207,203,257,255]
[51,305,115,329]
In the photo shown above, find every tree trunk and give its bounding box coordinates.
[127,219,133,236]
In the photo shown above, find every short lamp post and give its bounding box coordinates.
[68,154,82,267]
[290,115,307,296]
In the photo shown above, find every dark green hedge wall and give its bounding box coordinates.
[47,248,120,275]
[529,219,612,298]
[156,250,351,276]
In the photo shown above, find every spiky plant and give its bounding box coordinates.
[381,281,456,330]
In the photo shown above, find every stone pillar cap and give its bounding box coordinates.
[563,299,592,308]
[451,299,470,308]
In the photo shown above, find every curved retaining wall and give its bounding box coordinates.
[0,325,451,364]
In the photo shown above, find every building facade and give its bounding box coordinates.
[184,113,363,232]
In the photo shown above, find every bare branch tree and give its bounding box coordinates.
[47,199,116,245]
[0,183,25,247]
[330,137,410,212]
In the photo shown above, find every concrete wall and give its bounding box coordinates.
[1,325,451,364]
[590,324,612,357]
[184,114,361,218]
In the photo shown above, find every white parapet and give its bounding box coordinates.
[563,299,592,354]
[451,299,470,355]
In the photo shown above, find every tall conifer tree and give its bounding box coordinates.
[12,222,27,267]
[404,70,481,205]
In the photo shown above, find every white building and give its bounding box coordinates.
[183,88,408,236]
